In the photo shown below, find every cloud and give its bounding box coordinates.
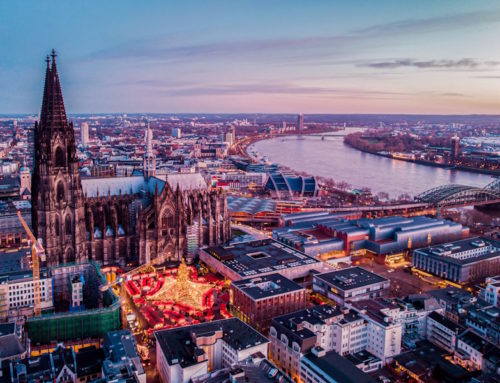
[475,75,500,79]
[360,58,500,70]
[86,9,500,65]
[142,81,404,100]
[441,92,465,97]
[355,9,500,36]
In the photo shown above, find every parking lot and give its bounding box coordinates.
[356,258,438,297]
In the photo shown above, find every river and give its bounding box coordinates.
[249,129,494,198]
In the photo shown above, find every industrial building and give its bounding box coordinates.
[313,267,390,305]
[200,239,325,282]
[230,273,306,332]
[155,318,269,383]
[412,237,500,284]
[275,215,468,262]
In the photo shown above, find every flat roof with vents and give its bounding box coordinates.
[203,239,322,279]
[315,266,388,292]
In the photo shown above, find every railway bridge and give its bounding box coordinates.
[414,178,500,208]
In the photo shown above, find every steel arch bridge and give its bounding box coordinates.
[415,178,500,207]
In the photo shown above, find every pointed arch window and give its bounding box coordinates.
[55,147,65,167]
[55,215,60,236]
[65,215,72,235]
[57,181,65,202]
[161,209,176,237]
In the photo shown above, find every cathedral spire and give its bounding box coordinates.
[40,49,67,130]
[39,55,52,129]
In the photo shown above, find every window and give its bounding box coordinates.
[55,216,60,236]
[55,147,65,167]
[65,215,72,235]
[57,182,65,202]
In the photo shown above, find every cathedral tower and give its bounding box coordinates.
[31,50,87,266]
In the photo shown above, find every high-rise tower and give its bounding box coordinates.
[450,134,460,164]
[144,121,156,178]
[80,122,89,147]
[31,50,87,266]
[298,113,304,132]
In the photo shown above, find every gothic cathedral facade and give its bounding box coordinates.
[32,51,230,267]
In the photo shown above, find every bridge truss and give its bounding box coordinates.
[415,179,500,207]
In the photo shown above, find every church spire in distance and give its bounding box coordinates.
[40,49,68,130]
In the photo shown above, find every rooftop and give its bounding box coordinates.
[155,318,269,369]
[429,311,464,333]
[315,266,388,291]
[203,239,321,279]
[271,305,342,348]
[232,273,304,300]
[415,237,500,265]
[303,350,376,383]
[0,247,31,274]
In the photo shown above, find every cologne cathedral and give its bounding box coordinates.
[31,51,231,267]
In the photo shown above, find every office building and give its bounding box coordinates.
[230,273,306,332]
[313,267,390,305]
[200,239,324,282]
[80,122,89,147]
[348,299,403,364]
[298,113,304,132]
[426,311,464,352]
[480,275,500,307]
[0,267,53,320]
[300,347,376,383]
[393,294,444,340]
[155,318,269,383]
[455,329,500,373]
[172,127,182,139]
[190,356,292,383]
[269,305,342,381]
[451,134,460,163]
[412,237,500,284]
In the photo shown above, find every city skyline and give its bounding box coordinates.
[2,1,500,114]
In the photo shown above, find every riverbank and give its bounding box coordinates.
[250,134,493,197]
[344,141,500,178]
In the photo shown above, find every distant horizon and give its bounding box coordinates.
[3,1,500,114]
[4,112,500,118]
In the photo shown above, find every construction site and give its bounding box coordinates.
[25,262,121,345]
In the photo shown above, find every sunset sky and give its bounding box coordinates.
[2,1,500,114]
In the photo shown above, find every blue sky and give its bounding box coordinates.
[2,1,500,114]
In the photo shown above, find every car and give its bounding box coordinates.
[387,269,395,273]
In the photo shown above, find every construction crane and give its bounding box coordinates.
[17,211,46,317]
